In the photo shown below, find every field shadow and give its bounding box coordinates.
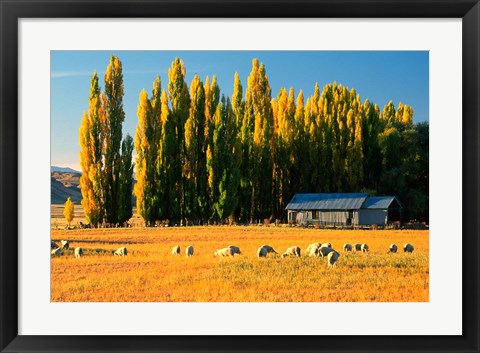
[51,239,146,245]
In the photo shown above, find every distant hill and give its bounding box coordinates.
[51,170,80,187]
[51,171,82,204]
[51,166,81,173]
[51,170,136,206]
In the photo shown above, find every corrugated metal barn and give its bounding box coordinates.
[285,193,402,227]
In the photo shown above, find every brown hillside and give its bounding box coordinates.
[51,171,136,206]
[51,171,80,188]
[51,174,82,204]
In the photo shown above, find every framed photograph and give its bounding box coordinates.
[1,0,478,352]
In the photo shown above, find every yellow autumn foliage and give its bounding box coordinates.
[63,197,74,226]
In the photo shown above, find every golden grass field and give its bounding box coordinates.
[51,205,429,302]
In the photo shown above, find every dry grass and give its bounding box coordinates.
[51,204,144,228]
[51,225,429,302]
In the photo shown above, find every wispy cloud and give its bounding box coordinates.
[51,71,93,78]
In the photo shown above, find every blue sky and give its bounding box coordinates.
[51,51,429,171]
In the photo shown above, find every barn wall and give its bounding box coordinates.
[315,211,358,226]
[289,209,367,226]
[288,211,297,221]
[358,209,388,225]
[353,211,359,225]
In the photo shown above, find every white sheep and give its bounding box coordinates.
[404,243,414,253]
[186,245,194,257]
[322,242,332,248]
[114,247,128,256]
[353,243,362,252]
[171,245,181,255]
[214,247,234,257]
[318,246,337,257]
[257,245,277,258]
[51,241,59,249]
[227,245,241,255]
[51,247,63,256]
[361,243,369,253]
[343,243,353,252]
[305,243,322,257]
[327,251,340,267]
[74,247,84,258]
[281,246,301,258]
[61,240,70,249]
[389,244,398,253]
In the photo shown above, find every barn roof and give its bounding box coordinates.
[285,193,368,210]
[362,196,402,209]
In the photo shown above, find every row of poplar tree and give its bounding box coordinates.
[79,56,134,227]
[79,55,429,227]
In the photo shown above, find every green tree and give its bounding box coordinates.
[168,58,191,225]
[184,74,207,224]
[204,75,221,143]
[238,73,255,223]
[158,89,179,221]
[388,122,428,222]
[118,134,134,225]
[272,87,296,219]
[345,112,364,191]
[401,122,429,221]
[102,55,126,225]
[134,77,162,226]
[291,90,309,193]
[211,96,241,221]
[361,100,382,190]
[231,72,245,221]
[204,75,221,220]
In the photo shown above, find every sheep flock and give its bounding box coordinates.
[51,238,414,268]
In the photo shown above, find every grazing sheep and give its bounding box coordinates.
[318,246,337,257]
[305,243,322,257]
[214,247,234,257]
[389,244,398,253]
[361,244,369,253]
[353,243,362,252]
[281,246,301,258]
[171,245,181,255]
[404,243,414,253]
[257,247,268,258]
[261,244,277,254]
[343,243,353,252]
[51,241,59,249]
[61,240,70,249]
[51,247,63,256]
[327,251,340,267]
[257,245,277,258]
[322,242,332,248]
[227,245,241,255]
[114,247,128,256]
[186,245,194,257]
[74,247,84,258]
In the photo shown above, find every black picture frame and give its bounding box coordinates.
[1,1,479,352]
